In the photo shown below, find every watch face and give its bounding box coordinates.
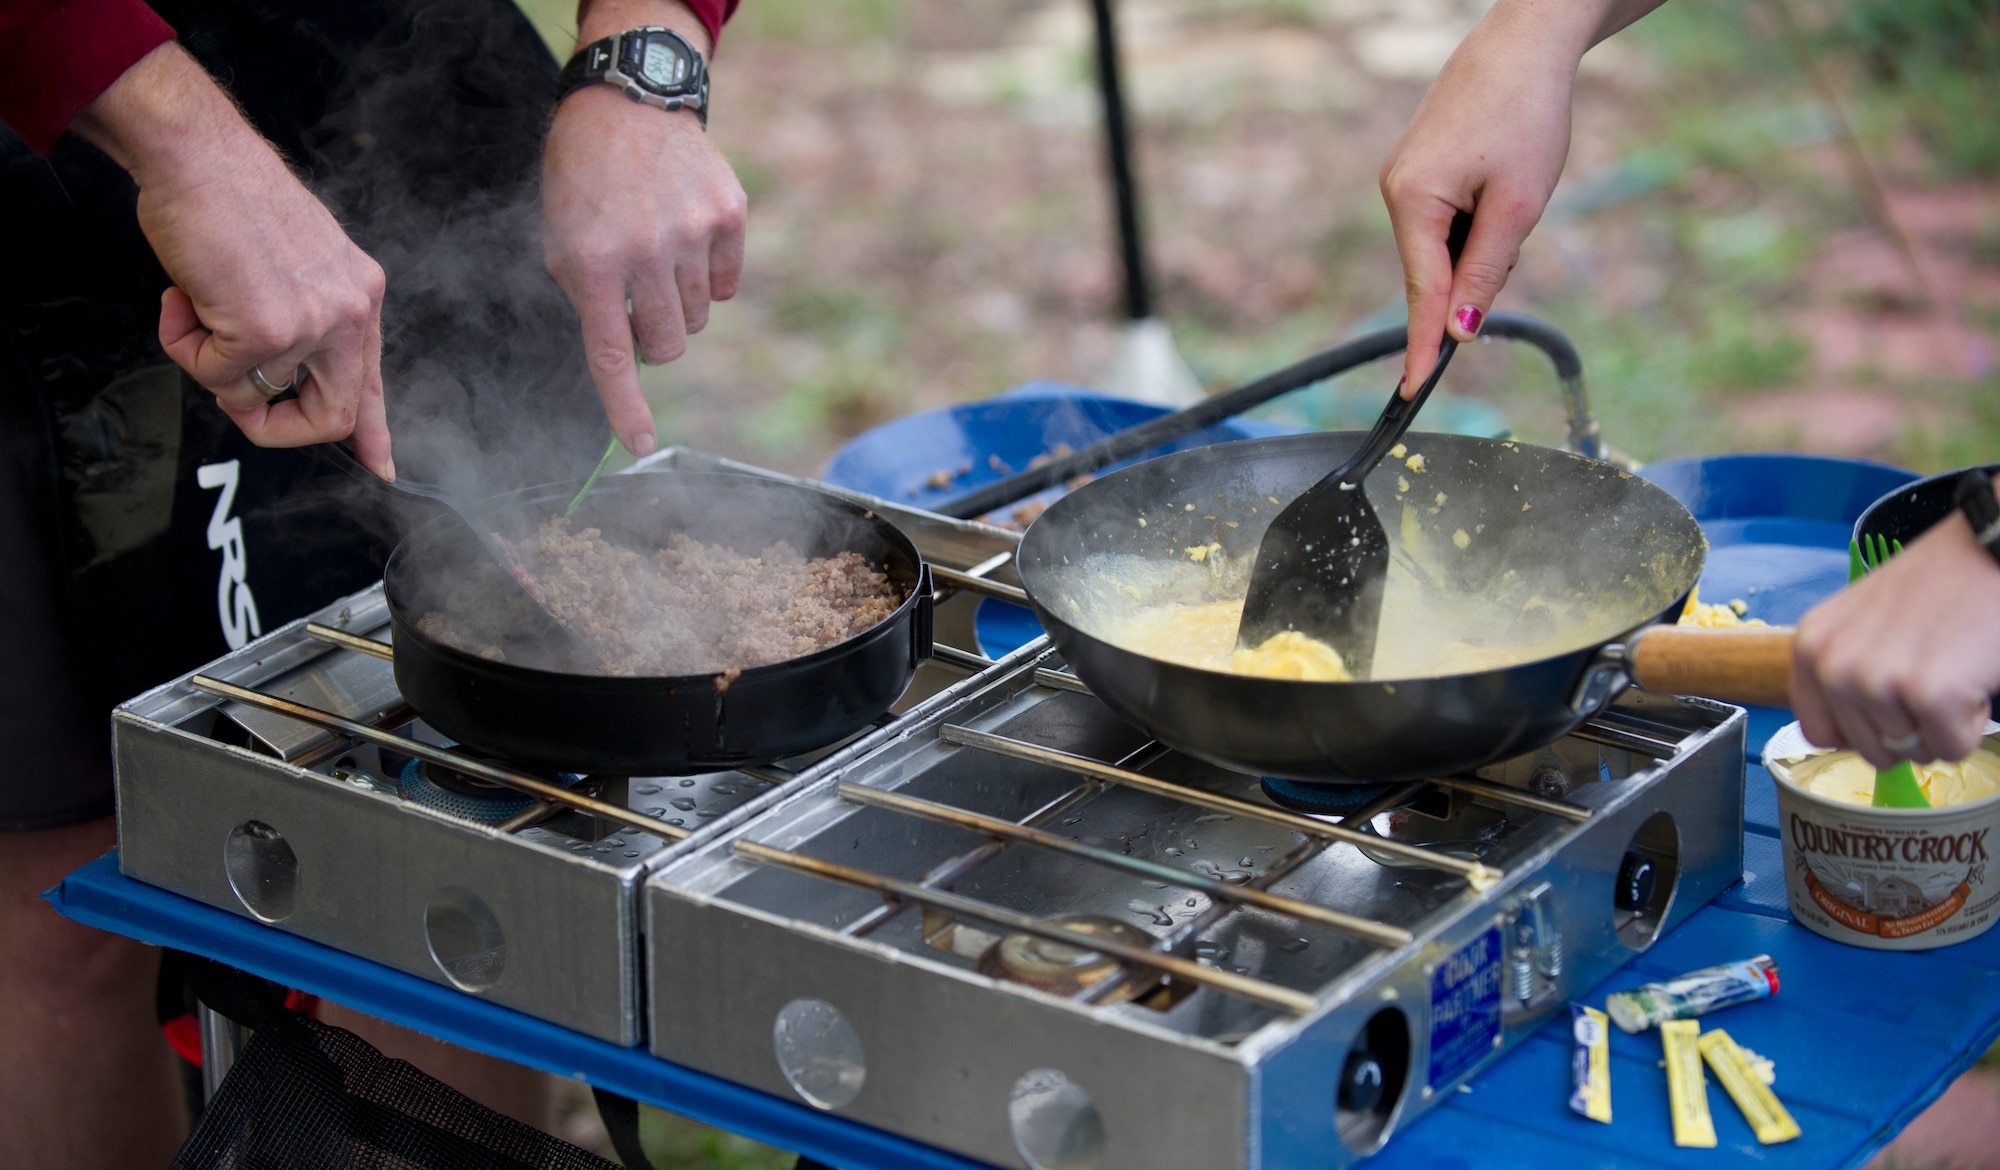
[640,38,690,89]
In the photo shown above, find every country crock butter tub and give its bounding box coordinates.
[1766,722,2000,950]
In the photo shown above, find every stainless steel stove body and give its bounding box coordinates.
[646,645,1745,1170]
[113,449,1024,1046]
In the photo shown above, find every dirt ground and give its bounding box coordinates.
[512,0,1999,481]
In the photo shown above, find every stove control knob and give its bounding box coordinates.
[1615,852,1657,912]
[1339,1048,1385,1114]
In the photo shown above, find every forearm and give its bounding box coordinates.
[68,42,273,191]
[1475,0,1673,67]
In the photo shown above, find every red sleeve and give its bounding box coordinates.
[0,0,175,156]
[577,0,738,51]
[683,0,736,47]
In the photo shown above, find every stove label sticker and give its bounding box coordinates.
[1428,926,1502,1089]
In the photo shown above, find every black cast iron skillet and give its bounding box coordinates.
[1017,432,1712,783]
[382,470,933,775]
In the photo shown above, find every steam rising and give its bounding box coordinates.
[300,0,606,520]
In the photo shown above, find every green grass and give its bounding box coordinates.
[640,1106,797,1170]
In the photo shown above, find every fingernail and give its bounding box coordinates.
[631,431,657,457]
[1454,305,1484,335]
[1396,375,1407,393]
[383,457,396,484]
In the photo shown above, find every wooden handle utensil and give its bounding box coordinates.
[1628,626,1795,709]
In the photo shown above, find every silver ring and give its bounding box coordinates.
[249,364,298,398]
[1880,731,1924,755]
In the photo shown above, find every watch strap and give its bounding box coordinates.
[1955,469,2000,567]
[557,36,617,100]
[557,28,708,124]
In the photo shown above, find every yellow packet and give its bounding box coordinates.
[1699,1029,1801,1145]
[1568,1004,1612,1123]
[1661,1020,1716,1147]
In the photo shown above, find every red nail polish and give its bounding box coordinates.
[1396,375,1407,391]
[1455,305,1483,335]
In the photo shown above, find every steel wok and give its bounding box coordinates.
[1016,432,1708,783]
[382,470,933,775]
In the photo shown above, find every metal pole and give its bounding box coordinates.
[198,1004,244,1103]
[1090,0,1150,323]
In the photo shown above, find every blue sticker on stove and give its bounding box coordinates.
[1428,926,1503,1089]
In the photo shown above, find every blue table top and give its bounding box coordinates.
[52,450,2000,1169]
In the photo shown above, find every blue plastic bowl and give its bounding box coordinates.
[1640,453,1917,627]
[822,382,1295,659]
[823,381,1291,514]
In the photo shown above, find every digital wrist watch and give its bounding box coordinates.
[558,26,708,125]
[1955,469,2000,569]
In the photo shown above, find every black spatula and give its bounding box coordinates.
[1236,212,1471,678]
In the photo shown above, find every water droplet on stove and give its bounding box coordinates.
[646,807,667,815]
[624,850,639,857]
[1144,882,1168,889]
[697,809,720,818]
[1232,966,1252,975]
[1185,897,1198,907]
[1279,938,1310,953]
[1165,847,1183,858]
[711,783,737,796]
[635,784,661,795]
[606,839,627,847]
[1186,839,1199,850]
[1062,816,1082,826]
[596,846,611,854]
[1239,857,1254,867]
[679,778,697,787]
[670,797,698,811]
[668,818,686,827]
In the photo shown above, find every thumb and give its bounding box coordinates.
[1443,196,1532,342]
[158,286,211,373]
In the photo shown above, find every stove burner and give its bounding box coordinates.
[977,915,1161,1004]
[1259,777,1394,815]
[398,753,572,824]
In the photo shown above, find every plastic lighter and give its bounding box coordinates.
[1606,954,1779,1033]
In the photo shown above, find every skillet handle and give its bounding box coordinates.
[911,565,936,667]
[1627,625,1795,708]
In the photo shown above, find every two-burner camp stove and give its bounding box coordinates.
[113,448,1744,1170]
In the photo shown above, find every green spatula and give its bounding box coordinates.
[1847,535,1928,808]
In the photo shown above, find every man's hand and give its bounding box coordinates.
[1378,0,1667,397]
[71,44,392,479]
[1792,482,2000,768]
[543,1,747,458]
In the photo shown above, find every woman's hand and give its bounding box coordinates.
[1792,480,2000,767]
[1378,0,1666,396]
[73,44,393,479]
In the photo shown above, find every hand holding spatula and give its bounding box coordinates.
[1236,212,1472,677]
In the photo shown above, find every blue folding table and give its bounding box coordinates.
[49,451,2000,1168]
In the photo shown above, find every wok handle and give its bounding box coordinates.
[1628,625,1795,708]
